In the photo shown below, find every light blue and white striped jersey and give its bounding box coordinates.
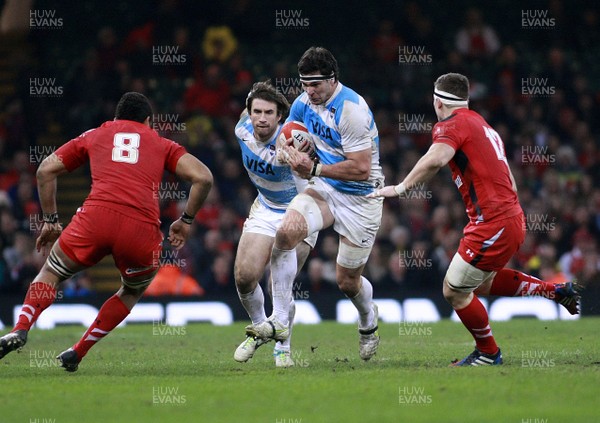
[235,114,306,212]
[288,82,384,195]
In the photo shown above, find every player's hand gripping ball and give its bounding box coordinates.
[277,121,317,162]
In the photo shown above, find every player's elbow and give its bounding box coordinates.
[36,161,50,182]
[178,154,213,189]
[193,166,213,190]
[36,154,61,182]
[429,159,446,172]
[355,162,371,181]
[424,154,447,172]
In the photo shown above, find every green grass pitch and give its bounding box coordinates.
[2,318,598,423]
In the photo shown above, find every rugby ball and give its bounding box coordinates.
[279,121,312,149]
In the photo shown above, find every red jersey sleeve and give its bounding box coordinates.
[55,129,95,172]
[432,118,462,151]
[162,137,187,173]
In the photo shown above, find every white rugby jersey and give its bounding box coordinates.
[288,82,384,195]
[235,115,307,212]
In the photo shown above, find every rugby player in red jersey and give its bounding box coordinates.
[370,73,581,366]
[0,92,213,371]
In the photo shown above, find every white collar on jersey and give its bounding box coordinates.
[321,81,343,108]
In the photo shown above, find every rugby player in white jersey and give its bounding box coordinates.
[233,81,317,367]
[246,47,385,361]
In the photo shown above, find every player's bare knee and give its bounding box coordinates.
[234,266,259,293]
[443,279,458,302]
[120,284,144,296]
[337,273,361,296]
[336,262,363,296]
[274,223,304,250]
[443,279,473,308]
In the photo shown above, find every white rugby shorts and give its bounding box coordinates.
[242,198,318,248]
[308,177,383,248]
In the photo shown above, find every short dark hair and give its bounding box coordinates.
[246,81,290,120]
[434,73,469,100]
[298,46,339,81]
[115,92,152,123]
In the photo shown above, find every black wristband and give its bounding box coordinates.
[180,212,194,225]
[43,212,59,224]
[310,162,322,177]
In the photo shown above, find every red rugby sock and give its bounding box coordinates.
[13,282,57,332]
[73,294,130,359]
[455,295,498,355]
[490,269,555,298]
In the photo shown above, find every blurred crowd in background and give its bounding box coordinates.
[0,0,599,299]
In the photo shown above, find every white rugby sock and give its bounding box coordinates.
[349,276,374,329]
[237,284,267,325]
[271,247,296,326]
[276,300,295,351]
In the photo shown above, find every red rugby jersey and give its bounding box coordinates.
[432,108,522,224]
[55,120,186,224]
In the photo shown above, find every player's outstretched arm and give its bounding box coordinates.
[368,143,455,198]
[168,153,213,249]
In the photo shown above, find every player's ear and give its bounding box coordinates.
[144,116,151,127]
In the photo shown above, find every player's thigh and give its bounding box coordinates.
[57,206,112,270]
[45,206,112,283]
[460,215,525,272]
[234,232,274,286]
[316,182,382,248]
[112,218,163,290]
